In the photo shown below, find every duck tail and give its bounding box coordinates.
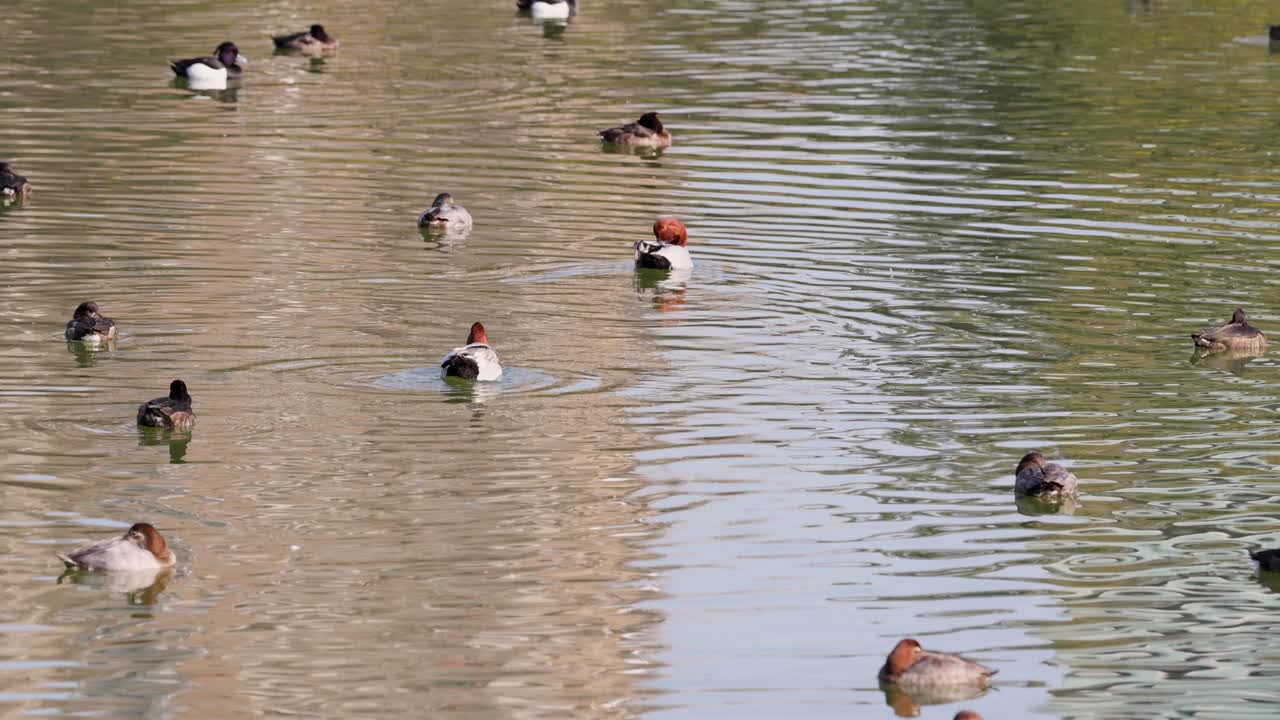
[56,553,77,568]
[442,353,480,380]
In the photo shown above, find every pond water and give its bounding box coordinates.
[3,0,1280,718]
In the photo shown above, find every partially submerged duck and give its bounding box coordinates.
[64,301,118,343]
[954,713,983,720]
[1014,452,1078,498]
[137,380,196,430]
[170,41,247,82]
[635,216,692,271]
[599,112,671,148]
[1191,308,1266,354]
[1,162,32,199]
[57,522,176,571]
[879,639,997,687]
[272,24,339,52]
[418,193,473,232]
[1251,548,1280,572]
[517,0,576,19]
[441,322,502,381]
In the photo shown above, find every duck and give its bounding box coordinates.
[879,639,997,687]
[169,41,247,83]
[1269,25,1280,43]
[64,301,118,343]
[441,322,502,381]
[1014,452,1078,498]
[417,193,473,231]
[57,522,176,571]
[635,216,692,271]
[272,24,339,52]
[517,0,576,19]
[1,162,32,198]
[954,713,983,720]
[599,112,672,148]
[137,380,196,429]
[1250,548,1280,572]
[1191,308,1266,354]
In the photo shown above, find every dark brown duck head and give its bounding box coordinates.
[1016,452,1048,475]
[168,380,191,403]
[215,41,246,71]
[310,24,332,41]
[432,192,454,209]
[73,301,100,319]
[1231,308,1247,325]
[638,112,664,133]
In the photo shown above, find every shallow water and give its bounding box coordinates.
[3,0,1280,718]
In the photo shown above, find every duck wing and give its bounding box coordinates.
[170,56,222,76]
[902,652,996,686]
[600,121,647,142]
[272,30,310,48]
[137,397,194,428]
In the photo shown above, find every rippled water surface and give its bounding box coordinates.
[4,0,1280,718]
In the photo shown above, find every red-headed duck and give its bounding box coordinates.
[57,522,176,571]
[1015,452,1078,498]
[64,301,118,343]
[1251,549,1280,572]
[418,193,473,231]
[878,639,997,687]
[599,112,672,148]
[1192,308,1266,354]
[170,42,246,83]
[137,380,196,429]
[636,217,692,271]
[441,322,502,381]
[1,162,31,199]
[954,712,983,720]
[272,24,339,53]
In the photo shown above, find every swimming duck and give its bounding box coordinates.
[1014,452,1078,498]
[441,322,502,381]
[57,522,176,571]
[272,24,339,52]
[64,301,118,343]
[635,217,692,271]
[879,639,997,687]
[169,41,247,82]
[137,380,196,430]
[599,112,672,148]
[517,0,576,19]
[1269,25,1280,43]
[417,193,473,231]
[1,162,32,198]
[1191,308,1266,354]
[1251,549,1280,572]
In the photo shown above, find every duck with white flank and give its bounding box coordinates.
[64,301,118,343]
[635,217,692,271]
[170,41,246,84]
[441,322,502,381]
[58,523,176,571]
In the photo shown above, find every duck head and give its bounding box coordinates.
[1016,452,1047,475]
[653,216,688,246]
[466,322,490,346]
[73,301,100,319]
[883,639,923,675]
[432,192,455,209]
[310,24,332,41]
[126,523,170,559]
[638,112,664,133]
[954,712,983,720]
[168,379,191,402]
[216,41,247,68]
[1232,308,1247,325]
